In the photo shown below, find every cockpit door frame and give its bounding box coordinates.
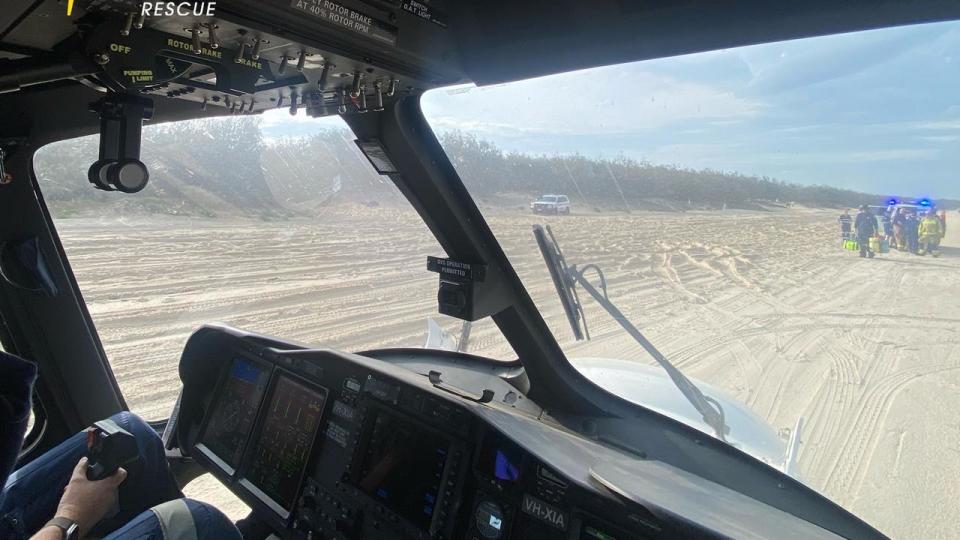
[0,139,126,461]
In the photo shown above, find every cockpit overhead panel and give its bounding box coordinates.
[23,0,466,117]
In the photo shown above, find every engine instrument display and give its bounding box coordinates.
[198,357,270,473]
[477,432,525,483]
[357,410,450,529]
[243,374,328,513]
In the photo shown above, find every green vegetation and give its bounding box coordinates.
[440,132,958,211]
[32,118,957,218]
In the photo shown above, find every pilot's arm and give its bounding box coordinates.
[3,351,124,539]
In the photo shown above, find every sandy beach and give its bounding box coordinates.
[55,206,960,538]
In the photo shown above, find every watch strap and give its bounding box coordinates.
[44,516,80,540]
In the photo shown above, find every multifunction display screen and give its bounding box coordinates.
[199,358,270,473]
[357,410,450,529]
[245,374,328,511]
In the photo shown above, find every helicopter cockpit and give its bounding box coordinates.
[3,1,958,539]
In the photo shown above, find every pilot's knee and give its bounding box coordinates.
[107,411,162,449]
[154,498,241,540]
[104,499,240,540]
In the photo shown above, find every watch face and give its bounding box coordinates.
[64,522,79,540]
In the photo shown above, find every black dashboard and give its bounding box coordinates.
[173,325,844,540]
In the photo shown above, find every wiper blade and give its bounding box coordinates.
[533,224,729,441]
[533,224,590,340]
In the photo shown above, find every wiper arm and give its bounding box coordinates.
[533,224,590,340]
[533,224,729,441]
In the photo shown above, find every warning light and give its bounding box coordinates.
[918,198,932,207]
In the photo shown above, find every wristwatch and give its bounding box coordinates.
[43,516,80,540]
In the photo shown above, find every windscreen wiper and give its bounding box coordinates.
[533,224,729,441]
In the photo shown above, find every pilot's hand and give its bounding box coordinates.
[52,457,127,537]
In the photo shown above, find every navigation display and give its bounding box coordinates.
[198,358,270,473]
[244,374,327,512]
[357,411,450,529]
[477,432,525,483]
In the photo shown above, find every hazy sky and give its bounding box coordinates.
[265,20,960,199]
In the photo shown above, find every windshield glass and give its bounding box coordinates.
[36,114,514,420]
[34,112,516,514]
[423,20,960,538]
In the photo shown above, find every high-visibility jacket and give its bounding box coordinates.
[918,216,942,239]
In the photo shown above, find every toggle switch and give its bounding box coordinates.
[251,39,267,61]
[358,86,367,113]
[373,82,384,111]
[235,42,247,62]
[121,13,135,36]
[349,71,362,98]
[191,25,202,54]
[206,24,220,49]
[317,61,332,90]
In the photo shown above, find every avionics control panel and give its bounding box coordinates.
[181,328,656,540]
[178,326,844,540]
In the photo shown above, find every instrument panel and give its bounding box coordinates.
[181,329,652,540]
[176,325,844,540]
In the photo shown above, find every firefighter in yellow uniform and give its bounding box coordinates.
[917,210,943,257]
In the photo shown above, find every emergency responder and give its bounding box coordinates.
[881,208,893,241]
[918,209,943,256]
[838,209,853,242]
[892,208,907,250]
[904,209,920,254]
[854,205,878,258]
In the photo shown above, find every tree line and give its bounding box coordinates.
[31,117,956,218]
[439,131,957,211]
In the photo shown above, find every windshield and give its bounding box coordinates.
[33,112,515,517]
[424,20,960,538]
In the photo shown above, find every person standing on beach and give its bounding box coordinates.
[880,209,893,242]
[904,210,920,254]
[892,208,907,250]
[918,209,943,256]
[855,205,878,258]
[838,209,853,242]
